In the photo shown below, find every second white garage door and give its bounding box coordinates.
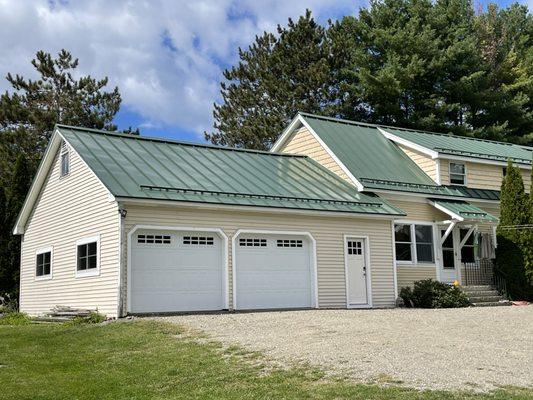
[234,233,315,310]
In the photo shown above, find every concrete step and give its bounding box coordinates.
[468,295,504,303]
[462,290,500,297]
[471,300,512,307]
[462,285,493,291]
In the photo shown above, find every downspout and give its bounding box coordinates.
[117,206,127,318]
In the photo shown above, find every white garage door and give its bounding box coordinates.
[130,230,225,313]
[234,234,314,310]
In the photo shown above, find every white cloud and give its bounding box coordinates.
[0,0,360,136]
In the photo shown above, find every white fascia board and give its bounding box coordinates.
[427,199,464,222]
[271,114,365,192]
[439,154,532,169]
[13,130,63,235]
[270,114,302,152]
[117,197,400,220]
[377,127,439,159]
[370,188,499,204]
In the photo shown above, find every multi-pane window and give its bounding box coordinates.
[138,234,171,244]
[395,224,434,263]
[183,236,214,245]
[36,250,51,278]
[347,241,362,255]
[77,240,98,272]
[449,163,466,185]
[460,229,476,263]
[60,141,70,177]
[239,238,267,247]
[276,239,303,248]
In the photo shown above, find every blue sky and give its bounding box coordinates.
[0,0,530,143]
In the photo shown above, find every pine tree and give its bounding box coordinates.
[1,154,32,298]
[206,10,335,150]
[0,50,124,298]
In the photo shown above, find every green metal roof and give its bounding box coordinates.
[385,127,533,165]
[361,178,500,201]
[58,125,405,216]
[297,113,506,201]
[430,199,499,223]
[301,114,436,186]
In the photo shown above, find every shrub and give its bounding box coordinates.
[0,293,18,313]
[400,279,470,308]
[0,311,31,325]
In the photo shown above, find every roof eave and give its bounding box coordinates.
[13,129,63,235]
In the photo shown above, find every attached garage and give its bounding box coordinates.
[128,228,227,313]
[233,231,316,310]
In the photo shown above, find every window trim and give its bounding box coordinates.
[449,162,467,186]
[35,246,53,281]
[59,141,70,179]
[75,235,100,278]
[394,222,436,265]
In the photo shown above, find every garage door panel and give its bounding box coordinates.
[130,230,224,313]
[235,235,313,310]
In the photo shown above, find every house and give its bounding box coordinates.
[14,115,532,317]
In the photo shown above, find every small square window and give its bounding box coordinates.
[347,241,362,255]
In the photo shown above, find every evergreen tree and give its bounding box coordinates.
[206,10,335,150]
[208,0,533,148]
[0,50,124,298]
[496,160,532,299]
[1,154,32,298]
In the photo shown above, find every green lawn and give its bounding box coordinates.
[0,320,530,400]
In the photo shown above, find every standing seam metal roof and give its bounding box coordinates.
[57,125,405,216]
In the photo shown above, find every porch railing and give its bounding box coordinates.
[462,259,507,296]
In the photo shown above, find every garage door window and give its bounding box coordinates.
[183,236,214,245]
[138,234,171,244]
[276,239,303,248]
[239,238,267,247]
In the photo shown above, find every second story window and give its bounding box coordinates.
[449,162,466,185]
[60,141,70,177]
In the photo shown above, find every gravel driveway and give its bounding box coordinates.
[158,306,533,391]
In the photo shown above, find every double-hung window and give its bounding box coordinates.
[35,247,52,280]
[449,163,466,185]
[394,224,434,263]
[76,236,100,277]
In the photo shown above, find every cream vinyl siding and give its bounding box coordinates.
[282,126,352,182]
[398,145,438,182]
[440,159,531,192]
[19,146,119,317]
[122,204,396,311]
[397,266,436,289]
[383,196,447,289]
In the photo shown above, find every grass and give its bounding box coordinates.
[0,320,531,400]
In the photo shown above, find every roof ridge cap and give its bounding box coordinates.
[56,124,305,158]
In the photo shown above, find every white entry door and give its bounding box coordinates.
[130,229,225,313]
[234,234,314,310]
[439,228,459,283]
[345,238,370,307]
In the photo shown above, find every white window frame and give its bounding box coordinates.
[449,162,466,186]
[75,235,100,278]
[59,141,70,178]
[394,221,436,265]
[35,246,53,281]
